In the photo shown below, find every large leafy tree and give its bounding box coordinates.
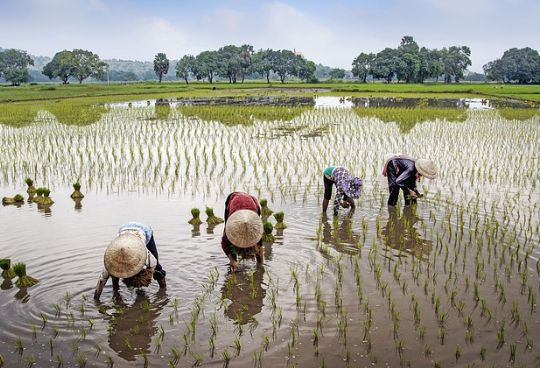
[193,51,220,83]
[296,58,316,81]
[441,46,471,83]
[0,49,34,85]
[175,55,195,84]
[484,47,540,83]
[371,48,405,83]
[72,49,107,83]
[43,50,77,84]
[239,44,254,83]
[352,52,374,83]
[272,50,297,83]
[251,49,275,83]
[217,45,242,83]
[153,53,169,83]
[397,36,420,83]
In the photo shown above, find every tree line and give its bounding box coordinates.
[352,36,472,83]
[1,41,540,85]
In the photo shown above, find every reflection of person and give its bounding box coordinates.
[382,155,437,206]
[382,206,432,259]
[107,289,169,361]
[222,268,266,325]
[221,192,264,272]
[321,213,361,253]
[94,222,166,300]
[322,166,363,216]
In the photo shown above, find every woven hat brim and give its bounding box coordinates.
[104,233,147,278]
[415,159,438,179]
[225,210,263,248]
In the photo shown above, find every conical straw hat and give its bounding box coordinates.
[415,159,438,179]
[225,210,263,248]
[104,233,147,278]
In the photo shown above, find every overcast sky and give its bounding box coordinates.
[1,0,539,72]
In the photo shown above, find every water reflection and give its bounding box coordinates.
[72,198,83,211]
[321,213,361,254]
[222,268,266,325]
[382,206,432,260]
[14,286,30,303]
[105,289,169,361]
[1,277,13,290]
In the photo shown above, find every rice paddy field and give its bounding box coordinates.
[0,96,539,367]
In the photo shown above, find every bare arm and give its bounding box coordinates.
[94,270,109,300]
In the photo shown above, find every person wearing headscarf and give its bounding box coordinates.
[221,192,264,272]
[382,155,438,206]
[94,222,166,300]
[322,166,363,216]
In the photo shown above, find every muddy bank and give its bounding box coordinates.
[156,96,316,107]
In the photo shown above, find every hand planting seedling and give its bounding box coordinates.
[205,207,224,224]
[2,194,24,205]
[188,208,202,225]
[0,259,17,279]
[273,211,287,229]
[261,221,275,243]
[70,181,84,199]
[13,262,39,288]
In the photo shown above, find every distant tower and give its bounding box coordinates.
[293,48,304,58]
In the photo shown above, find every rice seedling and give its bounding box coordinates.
[188,208,202,225]
[0,353,4,367]
[15,337,24,355]
[13,262,39,287]
[222,348,231,368]
[70,181,84,199]
[261,221,275,243]
[273,211,287,229]
[259,198,273,217]
[205,206,224,224]
[509,343,516,363]
[1,193,24,205]
[0,259,16,279]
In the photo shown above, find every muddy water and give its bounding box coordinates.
[0,104,539,367]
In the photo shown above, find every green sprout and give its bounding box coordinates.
[261,221,275,243]
[259,199,273,217]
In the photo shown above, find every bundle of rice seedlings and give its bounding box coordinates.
[13,262,39,288]
[2,194,24,205]
[206,207,224,224]
[260,199,273,217]
[41,188,54,206]
[70,181,84,199]
[0,259,16,279]
[232,245,261,260]
[273,211,287,229]
[25,178,36,194]
[188,208,202,225]
[261,221,275,243]
[122,268,154,288]
[33,187,45,204]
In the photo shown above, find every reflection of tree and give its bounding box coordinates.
[321,213,361,255]
[154,101,171,121]
[382,206,432,259]
[106,289,169,361]
[221,268,266,325]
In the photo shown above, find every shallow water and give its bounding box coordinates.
[0,104,539,367]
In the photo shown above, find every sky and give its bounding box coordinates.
[1,0,539,72]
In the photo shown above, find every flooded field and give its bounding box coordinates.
[0,100,539,367]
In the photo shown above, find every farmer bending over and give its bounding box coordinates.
[221,192,264,272]
[382,155,437,206]
[322,166,363,216]
[94,222,166,300]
